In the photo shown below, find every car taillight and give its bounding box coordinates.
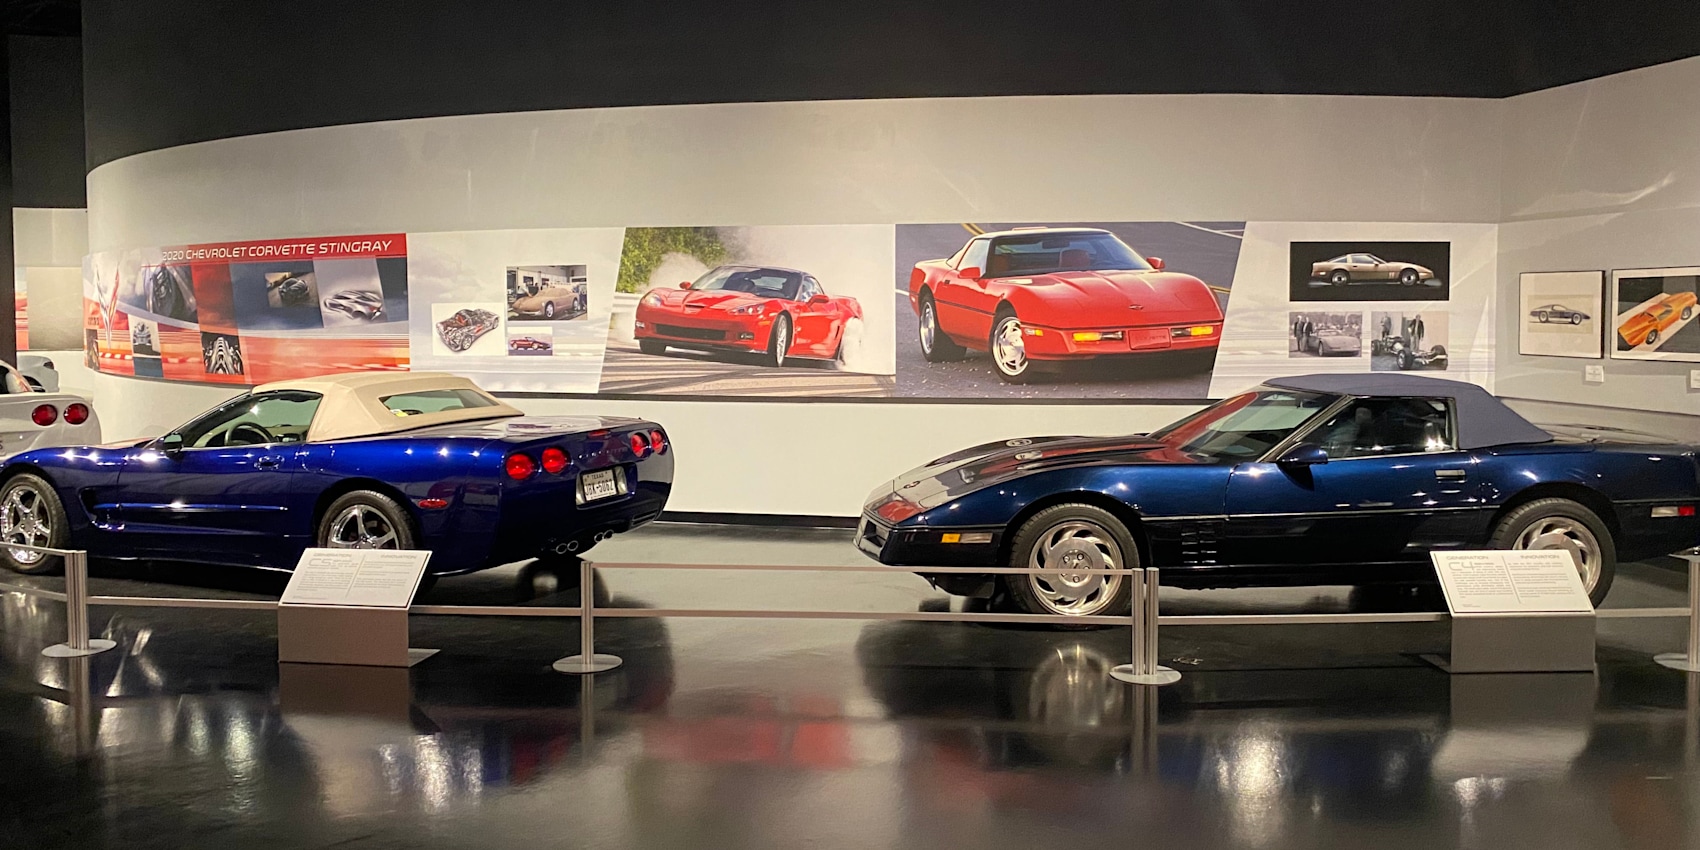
[629,431,651,457]
[505,452,537,480]
[649,430,667,454]
[63,403,90,425]
[31,404,56,426]
[541,446,569,474]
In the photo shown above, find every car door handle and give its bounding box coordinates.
[1435,469,1467,480]
[256,456,282,470]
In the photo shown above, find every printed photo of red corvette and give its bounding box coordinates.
[908,228,1225,383]
[634,265,864,368]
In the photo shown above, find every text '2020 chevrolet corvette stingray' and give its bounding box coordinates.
[908,228,1224,383]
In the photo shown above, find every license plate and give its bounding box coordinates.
[581,468,620,501]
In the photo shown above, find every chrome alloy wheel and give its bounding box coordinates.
[1027,519,1124,616]
[0,483,51,565]
[325,504,400,549]
[920,300,938,354]
[992,316,1028,378]
[1513,515,1602,592]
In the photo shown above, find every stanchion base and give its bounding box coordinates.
[553,653,622,674]
[1111,664,1181,686]
[42,639,116,658]
[1654,653,1700,673]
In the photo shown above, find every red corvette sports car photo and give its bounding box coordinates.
[634,265,864,367]
[907,228,1225,382]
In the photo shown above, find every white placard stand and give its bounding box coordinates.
[1425,550,1597,674]
[277,548,437,667]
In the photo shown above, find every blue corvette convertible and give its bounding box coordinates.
[0,372,672,578]
[860,374,1699,615]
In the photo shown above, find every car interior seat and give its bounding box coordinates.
[1058,248,1091,269]
[986,253,1011,276]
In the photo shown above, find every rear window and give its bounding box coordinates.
[380,389,498,417]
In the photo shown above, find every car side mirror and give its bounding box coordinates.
[1276,443,1328,466]
[809,293,830,305]
[1148,256,1166,270]
[958,266,982,280]
[678,282,692,289]
[158,433,184,457]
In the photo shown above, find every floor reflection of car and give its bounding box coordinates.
[1529,303,1589,324]
[909,228,1223,383]
[858,373,1700,616]
[322,289,386,321]
[1617,291,1697,348]
[635,265,863,368]
[0,372,671,581]
[1310,254,1435,286]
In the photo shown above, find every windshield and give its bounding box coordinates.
[1148,389,1338,460]
[987,232,1153,278]
[691,267,801,300]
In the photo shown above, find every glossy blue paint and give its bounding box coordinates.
[860,393,1700,588]
[3,414,672,575]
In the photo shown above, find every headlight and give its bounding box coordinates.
[642,292,664,307]
[729,304,765,316]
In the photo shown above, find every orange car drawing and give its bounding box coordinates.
[1617,291,1697,348]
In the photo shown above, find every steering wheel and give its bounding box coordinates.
[228,422,276,446]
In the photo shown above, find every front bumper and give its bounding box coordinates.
[857,513,1004,599]
[1015,321,1222,360]
[634,305,770,352]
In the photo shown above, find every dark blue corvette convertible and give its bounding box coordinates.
[860,374,1699,615]
[0,372,672,579]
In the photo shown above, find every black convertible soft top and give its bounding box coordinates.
[1265,373,1553,450]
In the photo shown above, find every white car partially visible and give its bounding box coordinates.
[0,361,100,458]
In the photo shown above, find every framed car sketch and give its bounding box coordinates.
[1609,267,1700,362]
[1518,271,1603,359]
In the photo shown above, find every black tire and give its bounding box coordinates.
[1400,268,1418,285]
[989,309,1032,384]
[1569,314,1582,325]
[1490,497,1616,606]
[1003,503,1136,623]
[638,339,667,356]
[1535,311,1548,323]
[0,473,68,575]
[918,293,966,362]
[544,301,556,319]
[1683,306,1694,320]
[317,490,417,551]
[1646,328,1659,346]
[765,314,792,368]
[1330,270,1349,285]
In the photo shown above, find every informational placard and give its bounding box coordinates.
[280,548,431,609]
[1431,550,1593,614]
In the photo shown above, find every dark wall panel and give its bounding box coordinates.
[8,35,83,208]
[81,0,1700,169]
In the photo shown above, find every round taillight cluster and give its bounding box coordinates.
[649,429,667,455]
[504,451,537,480]
[541,446,569,475]
[629,431,651,457]
[31,404,57,426]
[64,403,90,425]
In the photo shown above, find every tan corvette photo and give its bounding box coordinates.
[1310,253,1434,286]
[507,264,588,320]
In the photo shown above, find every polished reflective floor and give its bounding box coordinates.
[1,524,1696,849]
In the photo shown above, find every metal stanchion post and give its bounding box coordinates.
[552,558,622,674]
[1655,554,1700,673]
[1112,567,1180,685]
[42,550,115,658]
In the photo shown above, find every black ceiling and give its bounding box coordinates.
[2,0,77,36]
[57,0,1700,168]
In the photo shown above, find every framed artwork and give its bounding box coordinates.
[1518,271,1603,359]
[1609,267,1700,362]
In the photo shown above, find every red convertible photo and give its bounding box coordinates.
[634,264,864,367]
[907,228,1224,382]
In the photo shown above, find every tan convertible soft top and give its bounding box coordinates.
[254,372,522,443]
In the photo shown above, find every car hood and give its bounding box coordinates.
[864,434,1200,521]
[647,289,766,311]
[1023,270,1219,326]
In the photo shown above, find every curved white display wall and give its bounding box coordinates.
[94,83,1694,517]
